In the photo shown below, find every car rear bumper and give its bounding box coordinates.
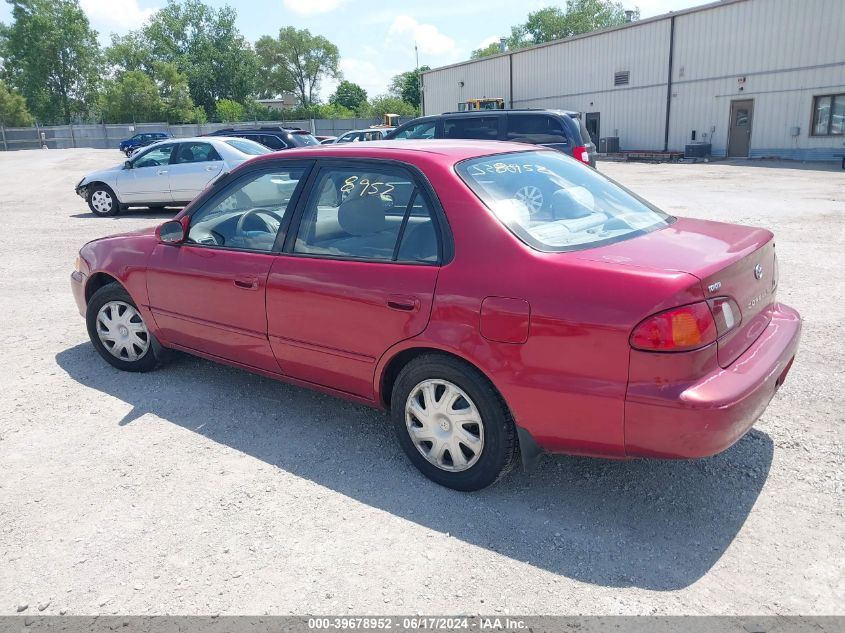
[71,271,87,317]
[624,302,801,458]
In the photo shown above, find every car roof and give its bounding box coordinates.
[342,128,394,134]
[247,139,539,166]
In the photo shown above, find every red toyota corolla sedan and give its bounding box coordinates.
[71,141,801,490]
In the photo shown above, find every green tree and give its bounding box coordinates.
[470,1,636,58]
[153,61,203,123]
[216,98,244,122]
[104,0,259,117]
[1,0,102,123]
[98,71,162,123]
[388,65,429,109]
[0,78,33,125]
[256,27,339,107]
[360,95,416,119]
[329,80,367,111]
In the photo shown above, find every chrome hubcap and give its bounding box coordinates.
[96,301,150,361]
[515,185,543,213]
[405,379,484,472]
[91,190,113,213]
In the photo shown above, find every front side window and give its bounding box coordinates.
[133,144,174,168]
[812,94,845,136]
[294,165,439,263]
[393,120,436,139]
[187,167,306,252]
[457,150,672,252]
[336,132,358,144]
[443,117,499,140]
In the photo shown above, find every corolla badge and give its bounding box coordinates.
[754,263,764,280]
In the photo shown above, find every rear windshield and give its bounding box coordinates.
[288,131,319,146]
[225,139,271,155]
[456,150,672,252]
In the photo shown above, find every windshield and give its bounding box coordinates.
[226,139,271,155]
[456,151,672,252]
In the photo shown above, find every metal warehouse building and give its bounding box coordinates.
[421,0,845,160]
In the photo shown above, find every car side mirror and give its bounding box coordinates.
[124,160,132,169]
[156,219,185,244]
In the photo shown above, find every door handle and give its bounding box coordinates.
[387,295,419,311]
[158,170,168,175]
[205,166,217,171]
[233,277,259,290]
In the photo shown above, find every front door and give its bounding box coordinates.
[145,164,310,372]
[167,141,226,202]
[266,161,443,399]
[728,100,753,157]
[115,143,176,203]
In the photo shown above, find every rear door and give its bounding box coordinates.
[266,160,444,398]
[168,141,226,202]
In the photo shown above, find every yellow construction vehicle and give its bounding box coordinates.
[457,98,505,111]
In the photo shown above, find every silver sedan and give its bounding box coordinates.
[75,137,270,216]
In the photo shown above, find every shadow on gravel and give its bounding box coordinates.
[56,343,774,591]
[69,208,181,220]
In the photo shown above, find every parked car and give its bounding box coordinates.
[71,140,800,491]
[385,109,597,170]
[119,132,171,157]
[207,126,320,150]
[329,128,396,144]
[75,136,270,216]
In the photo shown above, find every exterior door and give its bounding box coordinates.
[585,112,600,142]
[115,143,175,203]
[145,164,310,372]
[266,162,443,399]
[728,100,753,157]
[167,141,226,202]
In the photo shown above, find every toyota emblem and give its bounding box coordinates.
[754,263,764,280]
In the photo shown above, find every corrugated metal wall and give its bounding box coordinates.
[422,0,845,159]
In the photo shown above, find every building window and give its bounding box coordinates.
[614,71,630,86]
[812,94,845,136]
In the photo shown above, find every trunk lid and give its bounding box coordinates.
[579,217,778,367]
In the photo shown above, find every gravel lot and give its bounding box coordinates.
[0,149,842,616]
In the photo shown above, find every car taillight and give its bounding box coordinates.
[707,296,741,337]
[630,298,741,352]
[572,145,591,165]
[631,302,718,351]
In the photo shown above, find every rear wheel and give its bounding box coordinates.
[86,284,162,372]
[87,184,120,217]
[391,354,517,491]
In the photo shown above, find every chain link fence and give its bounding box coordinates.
[0,117,415,151]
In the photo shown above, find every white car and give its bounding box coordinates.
[329,128,396,144]
[76,137,270,216]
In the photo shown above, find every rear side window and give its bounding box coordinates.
[506,115,568,145]
[225,139,271,155]
[443,117,499,140]
[174,142,221,163]
[456,150,671,252]
[393,120,436,139]
[260,134,287,150]
[289,132,319,146]
[294,166,439,263]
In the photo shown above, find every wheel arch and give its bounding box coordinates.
[377,343,542,471]
[84,272,122,304]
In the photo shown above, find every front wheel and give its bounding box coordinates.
[86,284,162,372]
[391,354,518,491]
[87,184,120,217]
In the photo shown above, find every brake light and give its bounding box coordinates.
[572,145,591,165]
[630,302,718,351]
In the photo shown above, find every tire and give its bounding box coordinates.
[86,284,162,372]
[87,184,120,217]
[391,354,518,491]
